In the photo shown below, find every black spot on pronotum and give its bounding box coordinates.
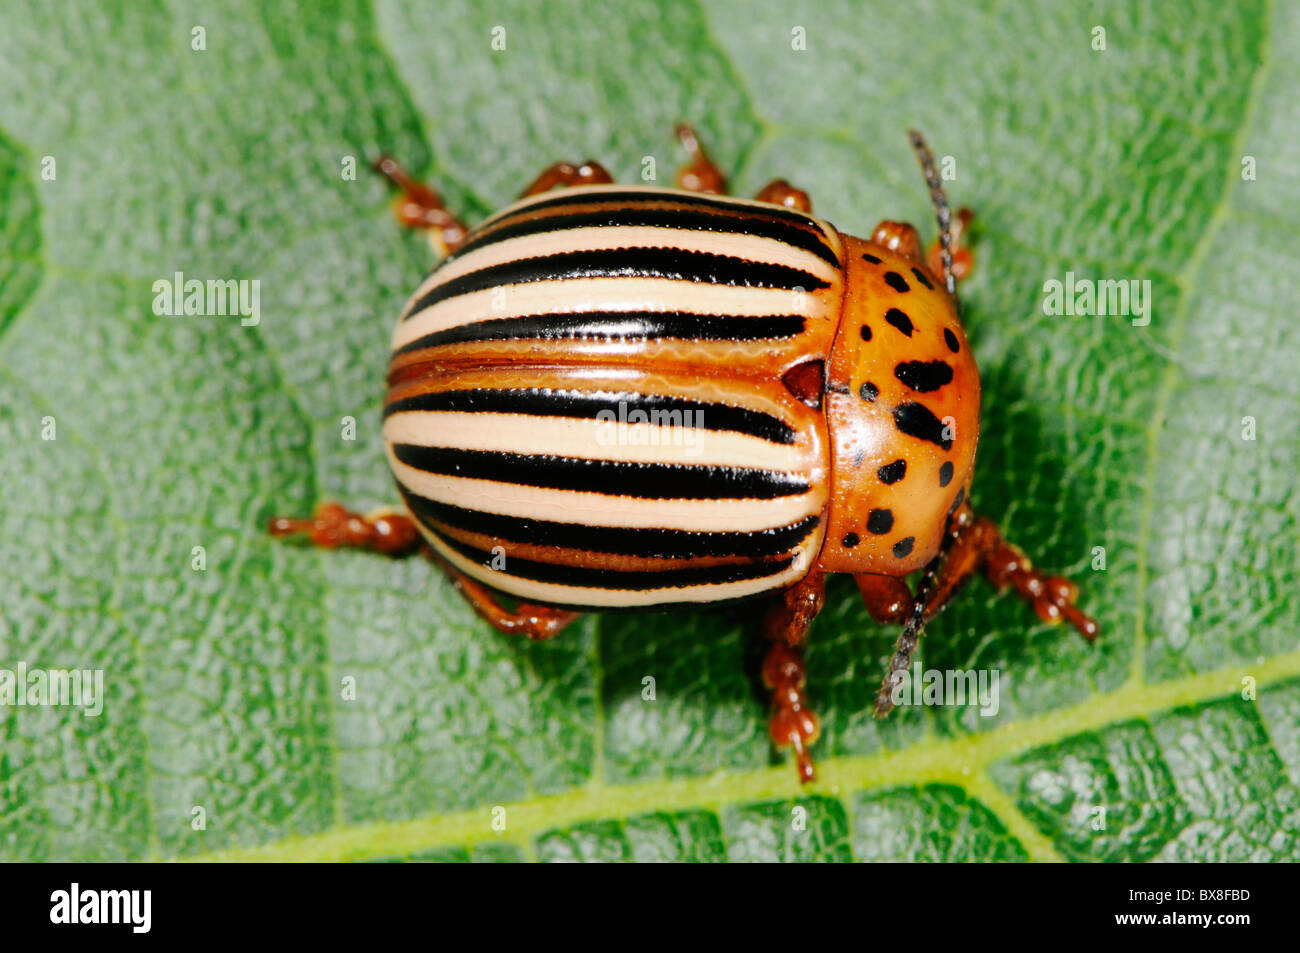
[860,324,872,341]
[884,271,910,293]
[911,267,934,290]
[842,532,860,548]
[884,308,914,337]
[894,360,953,393]
[867,509,894,535]
[877,459,907,484]
[949,487,966,514]
[944,328,960,353]
[859,381,879,402]
[894,402,953,450]
[861,252,882,264]
[893,536,915,558]
[939,461,954,486]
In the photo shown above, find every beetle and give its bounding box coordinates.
[270,125,1098,783]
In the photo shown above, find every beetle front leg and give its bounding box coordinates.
[872,502,1098,718]
[762,570,826,784]
[372,155,471,258]
[922,502,1098,638]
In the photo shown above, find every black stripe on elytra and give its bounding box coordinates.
[893,402,953,450]
[430,527,796,591]
[393,311,806,354]
[406,247,830,317]
[451,205,841,269]
[393,445,811,499]
[398,486,819,559]
[384,388,798,445]
[486,187,830,231]
[893,360,954,393]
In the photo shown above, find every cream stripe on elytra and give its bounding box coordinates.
[392,278,830,351]
[386,451,826,533]
[403,224,839,304]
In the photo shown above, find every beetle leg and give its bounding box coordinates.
[432,556,582,641]
[762,570,825,784]
[870,221,925,262]
[674,123,728,194]
[925,207,974,284]
[923,501,1098,638]
[372,155,471,258]
[268,502,422,556]
[519,160,614,197]
[872,502,1097,717]
[269,503,580,639]
[754,179,812,213]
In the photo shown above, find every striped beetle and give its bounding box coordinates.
[271,126,1098,783]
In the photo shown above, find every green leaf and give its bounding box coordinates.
[1,0,1297,862]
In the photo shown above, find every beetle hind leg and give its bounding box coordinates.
[433,558,582,641]
[674,123,728,195]
[372,155,471,258]
[762,571,826,784]
[519,160,614,197]
[754,179,813,213]
[269,502,422,556]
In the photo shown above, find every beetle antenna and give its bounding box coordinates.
[907,129,956,296]
[874,514,960,717]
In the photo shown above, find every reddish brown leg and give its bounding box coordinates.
[871,220,925,262]
[372,155,471,257]
[762,570,826,784]
[872,501,1098,717]
[432,556,581,641]
[269,502,422,556]
[269,503,581,640]
[674,123,727,194]
[519,160,614,198]
[754,179,812,213]
[923,502,1098,637]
